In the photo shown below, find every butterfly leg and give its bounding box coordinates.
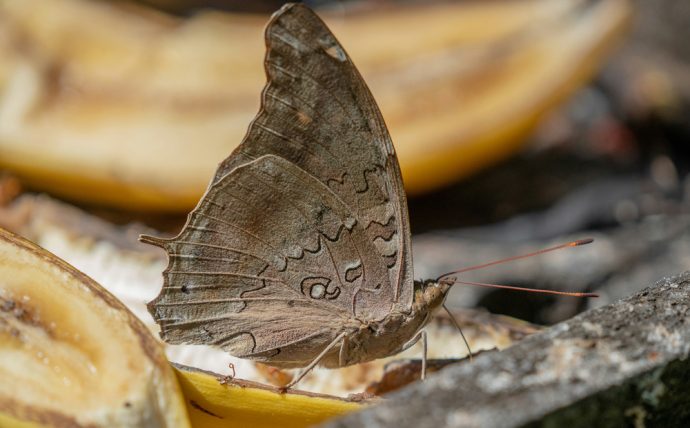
[442,303,473,361]
[339,334,350,367]
[283,331,348,391]
[401,330,428,381]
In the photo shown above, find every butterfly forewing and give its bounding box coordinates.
[145,3,414,365]
[215,4,413,308]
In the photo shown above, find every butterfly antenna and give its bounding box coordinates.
[436,238,592,280]
[447,280,598,298]
[436,238,597,298]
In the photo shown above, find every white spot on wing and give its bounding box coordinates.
[310,283,325,299]
[318,36,347,62]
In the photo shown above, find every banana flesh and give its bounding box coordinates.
[0,0,631,211]
[0,227,191,428]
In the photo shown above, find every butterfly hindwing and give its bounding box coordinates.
[148,155,392,363]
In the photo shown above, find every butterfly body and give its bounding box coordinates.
[340,280,450,367]
[282,279,451,369]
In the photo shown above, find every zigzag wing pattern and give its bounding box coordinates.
[146,155,393,365]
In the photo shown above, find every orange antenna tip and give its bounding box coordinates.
[579,292,599,298]
[571,238,594,246]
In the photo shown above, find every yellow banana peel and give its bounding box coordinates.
[0,0,631,211]
[0,413,43,428]
[174,365,363,428]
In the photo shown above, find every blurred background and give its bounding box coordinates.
[1,0,689,393]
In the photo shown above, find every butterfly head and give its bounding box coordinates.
[413,278,454,311]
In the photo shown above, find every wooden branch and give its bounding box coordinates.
[325,271,690,427]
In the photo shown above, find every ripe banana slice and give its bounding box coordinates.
[0,227,190,428]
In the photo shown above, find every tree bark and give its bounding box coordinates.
[325,271,690,427]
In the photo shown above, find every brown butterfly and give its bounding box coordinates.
[141,3,591,389]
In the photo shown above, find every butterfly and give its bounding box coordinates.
[141,3,469,388]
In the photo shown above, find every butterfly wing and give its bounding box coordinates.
[144,4,414,365]
[146,155,379,366]
[215,4,414,311]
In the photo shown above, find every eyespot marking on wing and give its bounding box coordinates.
[301,276,341,300]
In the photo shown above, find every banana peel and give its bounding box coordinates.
[174,365,363,428]
[0,0,631,212]
[0,227,191,427]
